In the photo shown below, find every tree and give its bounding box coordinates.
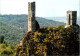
[0,34,4,43]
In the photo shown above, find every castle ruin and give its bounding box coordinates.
[28,2,40,32]
[28,2,36,31]
[16,2,80,56]
[66,11,77,26]
[66,10,79,36]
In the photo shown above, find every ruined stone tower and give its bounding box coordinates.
[28,2,36,31]
[65,10,79,35]
[66,11,77,26]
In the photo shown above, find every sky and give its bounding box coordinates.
[0,0,79,17]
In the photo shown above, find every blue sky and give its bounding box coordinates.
[0,0,79,17]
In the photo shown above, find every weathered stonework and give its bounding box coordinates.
[28,2,36,32]
[66,11,77,26]
[28,2,40,32]
[65,10,79,38]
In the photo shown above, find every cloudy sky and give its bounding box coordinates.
[0,0,79,17]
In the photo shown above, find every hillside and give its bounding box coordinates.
[0,21,24,45]
[15,26,79,56]
[0,14,65,45]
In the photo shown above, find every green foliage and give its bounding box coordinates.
[0,43,15,55]
[15,26,79,56]
[57,25,64,28]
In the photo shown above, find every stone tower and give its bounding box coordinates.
[66,10,79,36]
[66,11,77,26]
[28,2,36,32]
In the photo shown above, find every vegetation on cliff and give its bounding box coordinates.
[15,25,79,56]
